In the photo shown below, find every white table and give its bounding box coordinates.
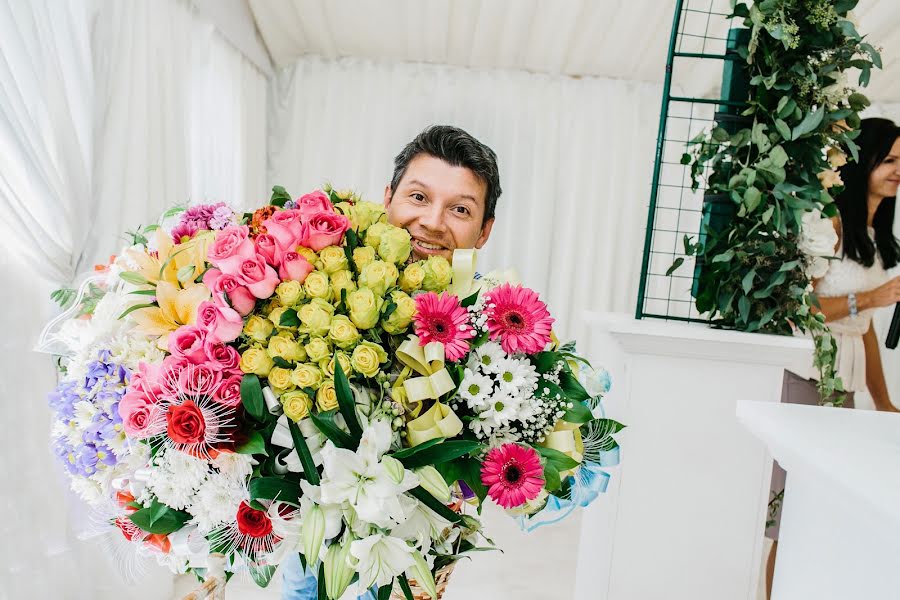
[738,401,900,600]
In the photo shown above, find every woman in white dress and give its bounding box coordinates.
[765,117,900,597]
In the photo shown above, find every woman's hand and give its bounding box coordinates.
[861,276,900,310]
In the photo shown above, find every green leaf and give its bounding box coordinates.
[769,145,788,168]
[117,303,156,320]
[279,309,300,328]
[287,417,320,485]
[680,153,692,165]
[558,369,590,402]
[774,119,791,140]
[460,289,480,308]
[333,361,363,441]
[236,430,268,456]
[562,399,593,424]
[119,271,149,286]
[543,462,561,491]
[665,257,684,276]
[391,437,445,459]
[162,206,186,219]
[309,409,354,448]
[271,185,292,207]
[129,502,191,535]
[378,584,392,600]
[777,97,797,119]
[241,374,265,420]
[711,249,735,263]
[791,106,824,140]
[395,440,483,470]
[249,476,302,506]
[738,295,751,323]
[318,562,328,600]
[743,187,762,212]
[249,564,277,588]
[408,486,463,523]
[742,269,756,294]
[128,289,158,296]
[397,576,415,600]
[273,356,294,369]
[536,446,580,471]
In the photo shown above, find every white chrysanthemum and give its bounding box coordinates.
[459,370,494,410]
[70,476,104,503]
[494,357,538,393]
[73,400,100,431]
[212,452,255,482]
[468,342,505,374]
[190,474,247,534]
[479,389,522,427]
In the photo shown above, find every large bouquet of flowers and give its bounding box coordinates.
[40,186,622,599]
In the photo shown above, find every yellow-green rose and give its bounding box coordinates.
[268,366,295,391]
[350,201,386,231]
[347,288,382,330]
[281,390,312,422]
[240,346,274,377]
[276,280,304,306]
[377,225,412,265]
[330,269,357,299]
[303,271,332,301]
[363,222,390,250]
[291,364,324,390]
[350,341,388,378]
[423,255,452,291]
[316,380,339,412]
[382,290,416,334]
[305,336,332,363]
[358,260,399,297]
[353,246,376,271]
[243,315,274,342]
[266,333,306,362]
[316,246,349,274]
[399,262,426,293]
[329,314,361,349]
[268,306,297,331]
[321,351,353,379]
[297,247,318,264]
[298,298,334,337]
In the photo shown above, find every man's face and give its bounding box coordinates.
[384,154,494,262]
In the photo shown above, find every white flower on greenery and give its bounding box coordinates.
[350,533,416,589]
[480,389,522,427]
[459,370,494,409]
[389,496,452,552]
[799,210,838,279]
[494,357,538,393]
[468,342,505,374]
[190,473,247,533]
[318,420,418,528]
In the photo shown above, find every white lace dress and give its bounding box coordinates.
[808,227,888,392]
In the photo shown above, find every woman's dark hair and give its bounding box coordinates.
[835,117,900,269]
[390,125,502,225]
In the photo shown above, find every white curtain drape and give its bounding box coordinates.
[268,56,661,343]
[1,1,268,597]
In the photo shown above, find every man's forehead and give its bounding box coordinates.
[398,155,487,203]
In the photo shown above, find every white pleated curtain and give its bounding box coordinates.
[0,1,267,597]
[269,56,661,342]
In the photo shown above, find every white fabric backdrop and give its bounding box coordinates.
[1,1,268,597]
[268,56,662,343]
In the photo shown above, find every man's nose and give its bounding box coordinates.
[418,203,446,233]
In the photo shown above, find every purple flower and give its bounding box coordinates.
[171,203,235,242]
[208,205,236,230]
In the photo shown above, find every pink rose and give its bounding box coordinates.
[303,211,350,251]
[238,255,279,299]
[295,191,333,219]
[204,341,242,375]
[197,301,243,344]
[203,269,256,316]
[177,364,223,398]
[278,252,315,283]
[119,392,163,439]
[214,374,243,408]
[158,356,191,399]
[207,225,256,273]
[168,325,208,364]
[262,209,307,251]
[255,234,280,267]
[128,362,164,401]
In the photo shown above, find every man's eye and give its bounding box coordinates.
[453,206,470,215]
[411,193,426,202]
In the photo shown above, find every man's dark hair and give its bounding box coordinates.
[390,125,502,224]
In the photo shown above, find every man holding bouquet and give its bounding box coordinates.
[281,124,502,599]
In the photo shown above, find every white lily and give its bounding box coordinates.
[319,420,419,528]
[350,533,416,589]
[389,495,451,552]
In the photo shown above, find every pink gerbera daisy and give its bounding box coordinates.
[413,292,475,362]
[483,284,555,355]
[480,443,545,508]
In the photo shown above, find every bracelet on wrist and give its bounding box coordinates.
[848,292,858,317]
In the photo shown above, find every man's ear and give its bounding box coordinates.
[475,217,495,249]
[383,185,393,209]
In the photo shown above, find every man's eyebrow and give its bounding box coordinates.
[405,179,431,190]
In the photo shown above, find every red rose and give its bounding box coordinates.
[166,400,206,445]
[236,501,273,538]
